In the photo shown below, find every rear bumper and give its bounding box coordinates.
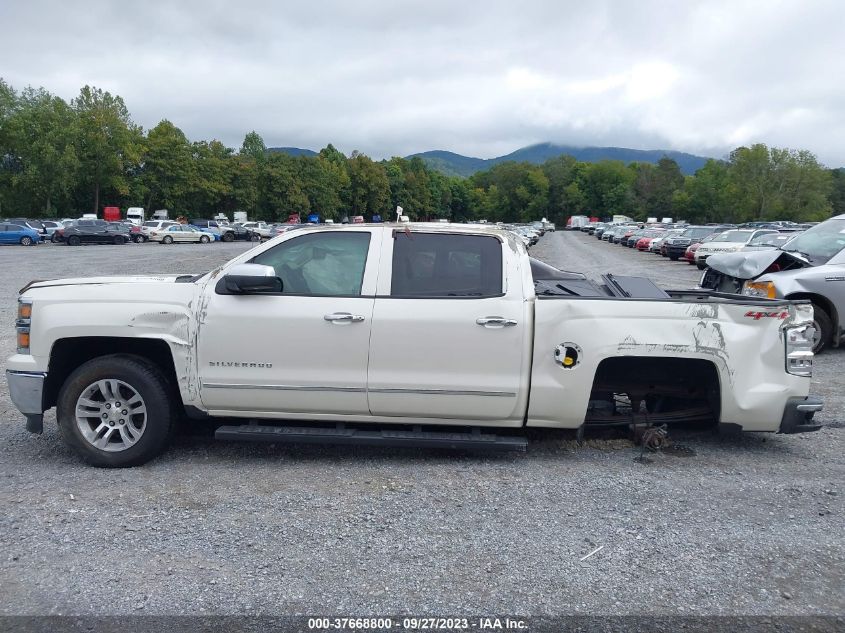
[6,370,46,433]
[779,396,823,433]
[667,246,689,257]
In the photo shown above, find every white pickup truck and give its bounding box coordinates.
[7,223,823,467]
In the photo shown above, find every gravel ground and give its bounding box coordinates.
[0,235,842,618]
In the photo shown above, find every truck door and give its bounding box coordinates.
[197,229,379,417]
[366,230,531,425]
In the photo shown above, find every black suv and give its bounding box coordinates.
[58,219,131,245]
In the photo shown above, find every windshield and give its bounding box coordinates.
[682,227,713,238]
[779,218,845,264]
[143,221,158,227]
[750,233,796,247]
[710,230,755,243]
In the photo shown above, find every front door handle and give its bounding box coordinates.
[476,316,518,328]
[324,312,365,324]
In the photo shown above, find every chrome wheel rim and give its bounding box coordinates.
[75,379,147,452]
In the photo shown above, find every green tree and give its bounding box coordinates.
[830,168,845,216]
[686,159,732,223]
[190,139,234,215]
[141,120,194,212]
[729,144,831,221]
[347,152,390,218]
[6,88,79,214]
[72,85,138,213]
[240,131,266,160]
[261,152,310,221]
[583,160,635,216]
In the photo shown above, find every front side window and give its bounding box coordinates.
[252,231,371,296]
[390,232,503,297]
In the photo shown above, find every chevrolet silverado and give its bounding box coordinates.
[7,223,823,466]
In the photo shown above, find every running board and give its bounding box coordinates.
[215,423,527,452]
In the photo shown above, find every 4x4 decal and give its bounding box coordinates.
[744,310,789,320]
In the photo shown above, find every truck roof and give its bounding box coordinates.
[285,222,526,249]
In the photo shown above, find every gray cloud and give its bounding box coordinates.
[2,0,843,165]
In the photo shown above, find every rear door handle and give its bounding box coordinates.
[324,312,365,324]
[476,316,518,328]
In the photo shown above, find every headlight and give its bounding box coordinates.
[742,280,776,299]
[16,298,32,354]
[785,324,814,377]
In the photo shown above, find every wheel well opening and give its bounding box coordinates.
[785,293,838,329]
[587,357,721,426]
[44,337,180,410]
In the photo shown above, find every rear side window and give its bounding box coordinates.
[390,232,503,297]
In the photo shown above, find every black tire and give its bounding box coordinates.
[56,354,175,467]
[20,236,33,246]
[114,235,125,245]
[811,303,833,354]
[221,231,234,242]
[199,235,210,243]
[133,234,146,243]
[67,235,81,246]
[51,233,60,243]
[250,232,260,241]
[162,235,173,244]
[669,255,679,261]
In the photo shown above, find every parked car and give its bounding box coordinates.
[626,229,654,248]
[0,222,41,246]
[7,218,47,237]
[58,220,131,245]
[189,219,223,235]
[220,225,260,242]
[651,228,686,254]
[7,223,823,467]
[40,220,63,239]
[683,241,702,265]
[664,226,727,261]
[140,220,177,241]
[635,230,665,251]
[701,214,845,352]
[241,222,275,239]
[148,224,214,244]
[693,229,779,269]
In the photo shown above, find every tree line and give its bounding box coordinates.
[1,79,843,224]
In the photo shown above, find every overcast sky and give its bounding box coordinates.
[2,0,844,165]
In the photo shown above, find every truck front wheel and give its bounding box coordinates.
[56,355,175,467]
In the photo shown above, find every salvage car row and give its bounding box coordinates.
[0,218,297,246]
[582,216,845,353]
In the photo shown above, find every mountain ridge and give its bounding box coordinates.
[268,142,713,176]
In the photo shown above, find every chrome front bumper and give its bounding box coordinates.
[6,370,46,433]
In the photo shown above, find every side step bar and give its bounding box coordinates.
[215,423,528,452]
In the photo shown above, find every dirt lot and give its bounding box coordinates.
[0,234,842,617]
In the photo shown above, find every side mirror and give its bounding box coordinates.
[221,264,283,294]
